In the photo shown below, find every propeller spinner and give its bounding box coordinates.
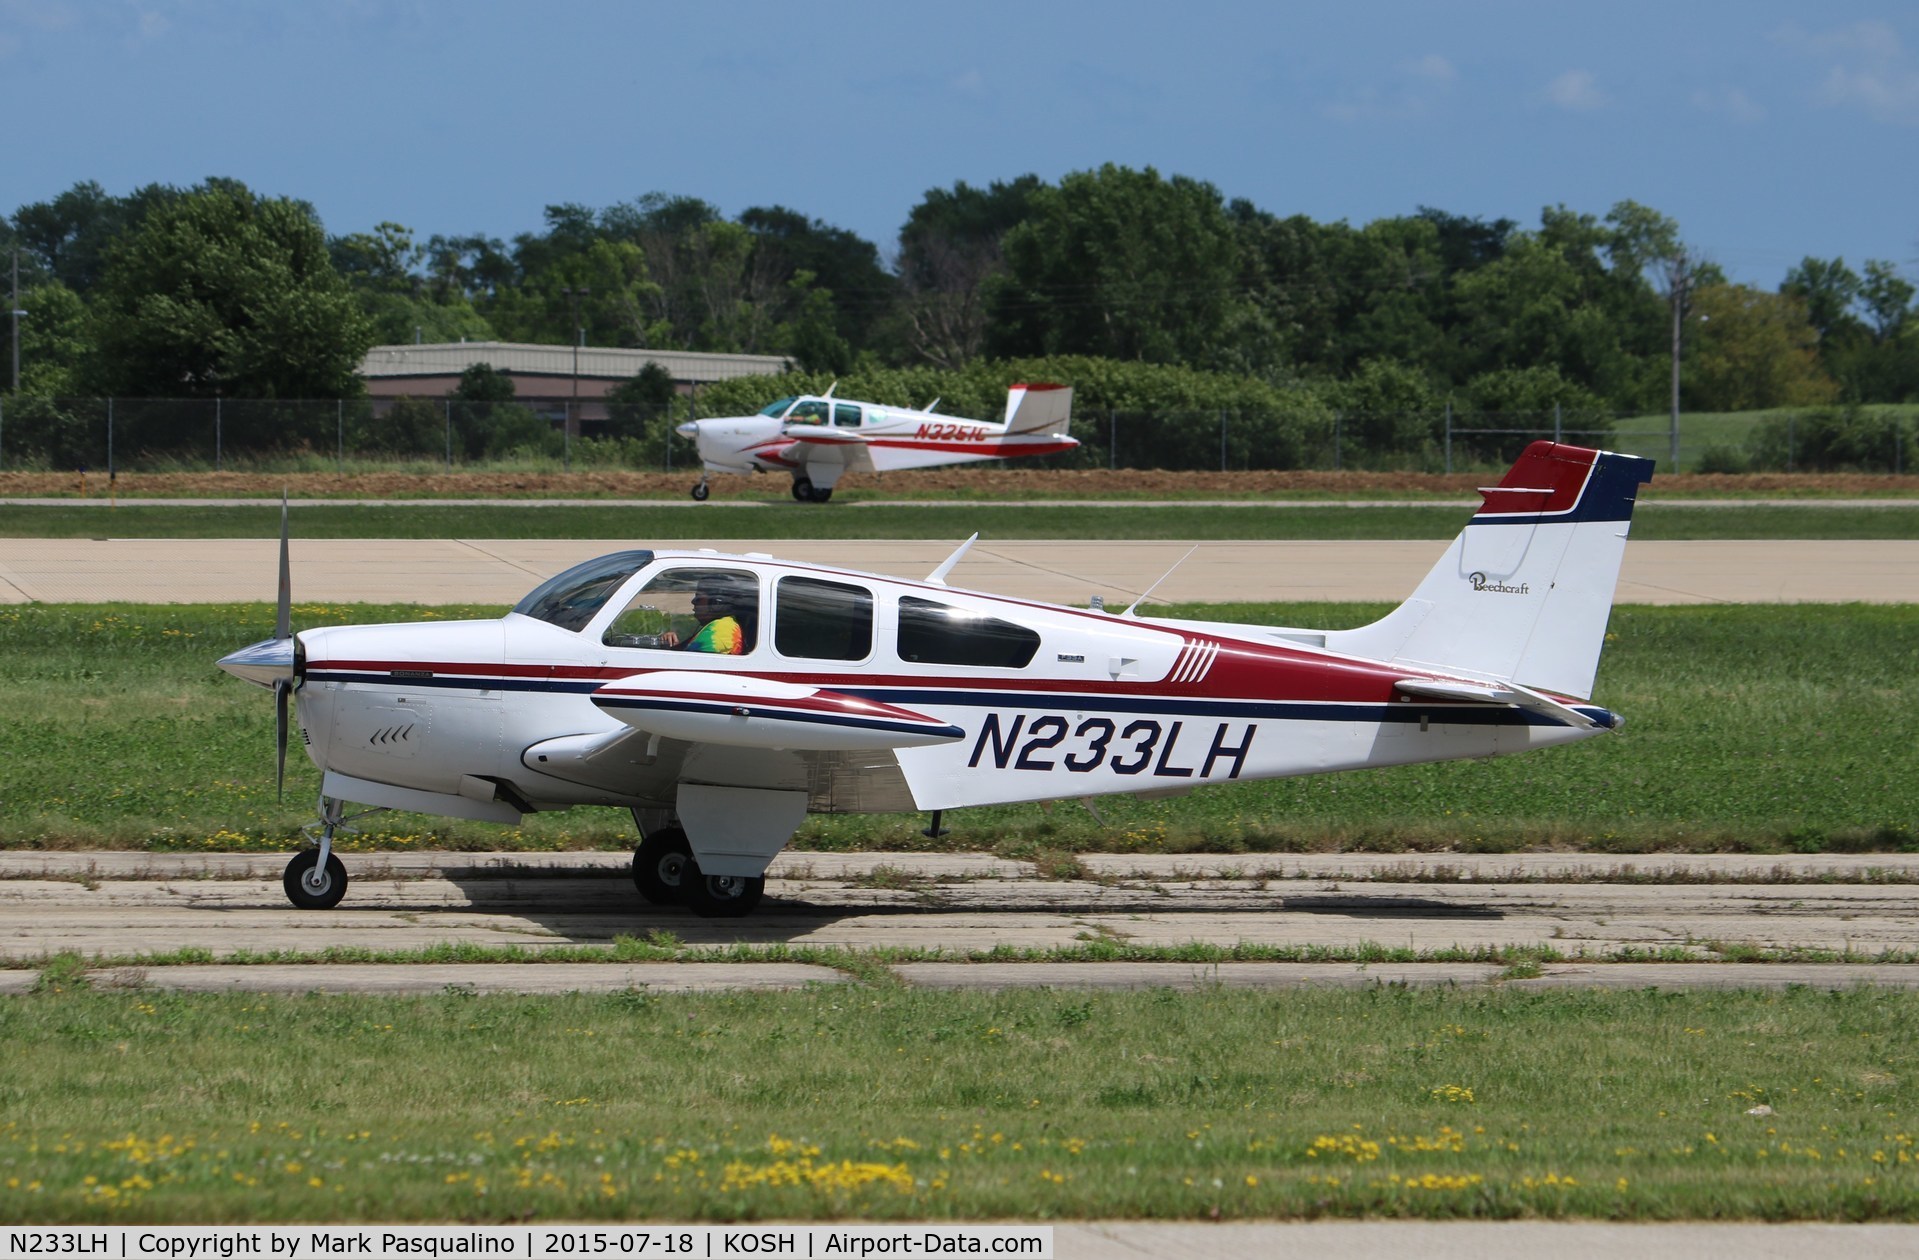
[214,494,300,798]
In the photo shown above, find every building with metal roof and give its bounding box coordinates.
[359,341,792,409]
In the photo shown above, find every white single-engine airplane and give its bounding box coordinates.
[674,382,1078,502]
[218,441,1653,918]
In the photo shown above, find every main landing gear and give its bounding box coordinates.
[790,477,832,504]
[631,826,765,918]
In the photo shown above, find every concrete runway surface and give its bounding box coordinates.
[2,536,1916,605]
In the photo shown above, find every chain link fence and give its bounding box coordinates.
[0,395,1911,476]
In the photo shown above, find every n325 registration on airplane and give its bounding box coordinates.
[218,441,1653,918]
[675,382,1078,502]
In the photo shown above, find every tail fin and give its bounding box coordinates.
[1002,383,1074,435]
[1326,442,1655,700]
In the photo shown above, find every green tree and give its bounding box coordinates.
[82,180,372,403]
[1685,284,1837,410]
[987,165,1243,366]
[604,362,678,441]
[890,176,1044,368]
[10,280,90,396]
[1326,358,1445,459]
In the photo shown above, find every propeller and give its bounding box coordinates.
[215,492,299,799]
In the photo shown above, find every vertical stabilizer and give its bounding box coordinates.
[1002,383,1074,435]
[1325,442,1655,700]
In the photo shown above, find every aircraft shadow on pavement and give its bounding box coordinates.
[420,865,1505,949]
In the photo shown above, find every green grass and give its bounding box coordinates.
[0,601,1912,855]
[2,502,1918,540]
[0,983,1914,1222]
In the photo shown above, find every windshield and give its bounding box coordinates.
[757,396,798,418]
[512,550,655,631]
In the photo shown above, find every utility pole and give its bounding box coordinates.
[560,286,591,472]
[10,248,21,393]
[1668,247,1689,473]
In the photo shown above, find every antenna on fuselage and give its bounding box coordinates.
[925,533,978,586]
[1120,545,1199,617]
[923,396,941,414]
[822,381,837,399]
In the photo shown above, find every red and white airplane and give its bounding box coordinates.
[218,441,1653,917]
[675,383,1078,502]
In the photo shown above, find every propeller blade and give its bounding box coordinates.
[275,490,292,642]
[274,678,290,801]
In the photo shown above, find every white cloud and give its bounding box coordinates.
[1322,53,1457,122]
[1779,21,1919,126]
[1691,85,1766,124]
[1545,69,1607,112]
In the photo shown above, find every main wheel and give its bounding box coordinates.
[690,482,710,502]
[807,485,833,503]
[679,866,766,918]
[632,828,693,905]
[790,477,813,502]
[283,850,348,910]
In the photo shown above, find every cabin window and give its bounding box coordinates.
[897,596,1040,668]
[513,550,655,632]
[774,576,873,661]
[602,567,758,654]
[757,396,798,418]
[833,403,862,427]
[787,400,829,425]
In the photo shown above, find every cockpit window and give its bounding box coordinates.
[603,567,759,654]
[513,550,655,632]
[898,597,1040,668]
[787,400,829,425]
[757,396,797,418]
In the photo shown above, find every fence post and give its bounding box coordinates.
[1787,414,1795,473]
[107,398,114,486]
[1554,402,1562,445]
[1219,408,1226,473]
[1444,402,1453,474]
[1109,410,1117,471]
[337,399,343,470]
[1,394,6,470]
[1333,411,1342,471]
[444,400,452,470]
[564,399,572,474]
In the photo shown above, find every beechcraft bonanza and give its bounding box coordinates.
[675,382,1078,502]
[218,441,1652,917]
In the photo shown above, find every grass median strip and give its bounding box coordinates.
[0,984,1913,1222]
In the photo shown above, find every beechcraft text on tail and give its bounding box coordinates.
[217,441,1653,917]
[675,382,1077,502]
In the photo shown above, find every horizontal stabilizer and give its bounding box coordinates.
[1393,677,1617,731]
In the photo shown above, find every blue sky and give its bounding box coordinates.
[4,1,1916,290]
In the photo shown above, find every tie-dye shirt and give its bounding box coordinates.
[685,615,745,655]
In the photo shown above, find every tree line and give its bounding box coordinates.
[2,170,1915,468]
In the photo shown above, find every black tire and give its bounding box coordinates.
[807,486,834,503]
[690,483,710,502]
[632,828,693,905]
[283,850,348,910]
[790,477,813,502]
[680,865,766,918]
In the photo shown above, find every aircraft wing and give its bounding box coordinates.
[780,425,879,475]
[590,670,965,750]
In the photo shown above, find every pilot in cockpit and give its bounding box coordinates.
[660,574,752,654]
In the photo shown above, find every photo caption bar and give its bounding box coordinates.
[0,1227,1052,1260]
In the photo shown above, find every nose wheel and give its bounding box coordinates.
[690,479,710,501]
[283,795,387,910]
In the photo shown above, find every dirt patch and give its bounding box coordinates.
[2,467,1915,501]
